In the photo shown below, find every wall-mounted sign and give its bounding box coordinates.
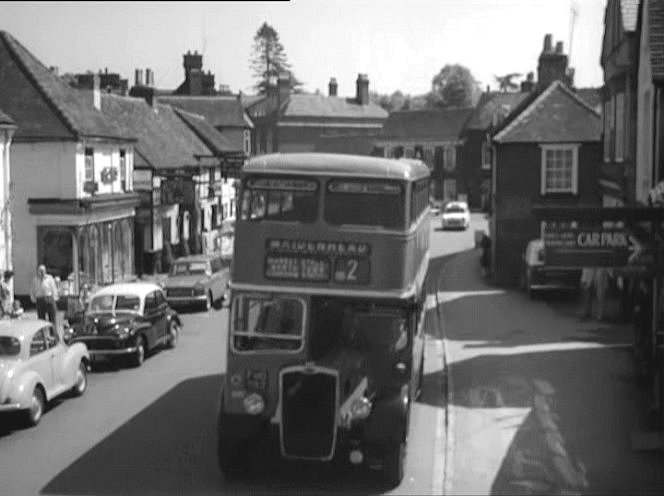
[649,181,664,206]
[544,227,638,268]
[133,169,153,191]
[264,238,371,283]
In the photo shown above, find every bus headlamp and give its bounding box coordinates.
[350,397,372,420]
[242,393,265,415]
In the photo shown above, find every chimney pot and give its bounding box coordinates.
[134,68,144,87]
[356,73,370,105]
[328,77,338,97]
[555,41,564,54]
[543,34,553,52]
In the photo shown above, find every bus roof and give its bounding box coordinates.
[244,153,430,181]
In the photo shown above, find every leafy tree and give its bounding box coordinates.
[429,64,480,108]
[494,73,522,92]
[249,22,303,94]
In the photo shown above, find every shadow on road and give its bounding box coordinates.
[446,346,664,495]
[39,373,405,495]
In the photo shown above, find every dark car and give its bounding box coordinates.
[68,282,181,367]
[163,255,230,311]
[522,239,581,298]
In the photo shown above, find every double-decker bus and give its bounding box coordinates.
[217,153,430,485]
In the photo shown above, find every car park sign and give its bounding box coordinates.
[544,227,638,268]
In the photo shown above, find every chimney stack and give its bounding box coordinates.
[145,68,154,87]
[328,77,338,97]
[135,69,144,87]
[537,34,568,90]
[520,72,535,92]
[356,73,369,105]
[92,73,101,110]
[277,71,291,103]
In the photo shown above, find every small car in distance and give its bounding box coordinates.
[68,283,181,367]
[163,255,230,311]
[0,319,89,426]
[522,239,581,298]
[441,201,471,230]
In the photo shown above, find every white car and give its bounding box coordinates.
[0,319,89,426]
[441,201,471,230]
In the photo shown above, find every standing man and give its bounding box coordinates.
[30,264,59,323]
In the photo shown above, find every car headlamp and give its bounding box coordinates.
[350,397,372,420]
[242,393,265,415]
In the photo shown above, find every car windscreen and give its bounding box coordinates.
[0,336,20,357]
[231,295,305,352]
[240,177,319,223]
[171,262,208,275]
[445,205,465,213]
[324,179,405,229]
[89,294,140,313]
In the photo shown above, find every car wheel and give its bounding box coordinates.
[132,336,146,367]
[166,320,180,349]
[71,361,88,397]
[24,387,46,427]
[382,441,406,487]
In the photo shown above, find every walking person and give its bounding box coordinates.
[0,270,12,317]
[580,267,597,320]
[30,264,59,323]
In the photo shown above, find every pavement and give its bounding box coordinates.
[438,248,664,495]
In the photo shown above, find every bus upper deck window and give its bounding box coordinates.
[240,177,319,223]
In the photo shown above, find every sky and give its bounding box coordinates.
[0,0,608,97]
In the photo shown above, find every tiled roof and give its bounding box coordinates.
[574,87,603,112]
[493,81,601,143]
[173,108,241,154]
[100,94,208,170]
[156,96,247,128]
[314,134,378,155]
[283,94,388,120]
[379,108,474,141]
[0,31,133,141]
[240,94,264,109]
[649,0,664,81]
[0,109,14,126]
[621,0,641,31]
[466,92,531,130]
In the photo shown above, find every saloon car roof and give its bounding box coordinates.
[244,153,430,181]
[0,318,52,339]
[91,282,161,299]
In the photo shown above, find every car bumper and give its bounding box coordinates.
[166,295,207,305]
[529,283,578,291]
[0,402,23,412]
[86,347,138,356]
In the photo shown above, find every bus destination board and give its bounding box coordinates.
[265,238,371,284]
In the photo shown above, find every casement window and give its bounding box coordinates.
[84,147,94,182]
[443,146,456,171]
[481,139,491,170]
[615,92,625,162]
[243,130,251,155]
[119,149,127,191]
[540,145,578,194]
[603,99,613,162]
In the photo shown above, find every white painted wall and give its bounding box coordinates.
[636,6,654,205]
[76,142,134,197]
[0,127,14,291]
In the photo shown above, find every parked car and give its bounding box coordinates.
[163,254,230,311]
[441,201,471,230]
[0,318,89,426]
[68,283,181,367]
[522,239,581,298]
